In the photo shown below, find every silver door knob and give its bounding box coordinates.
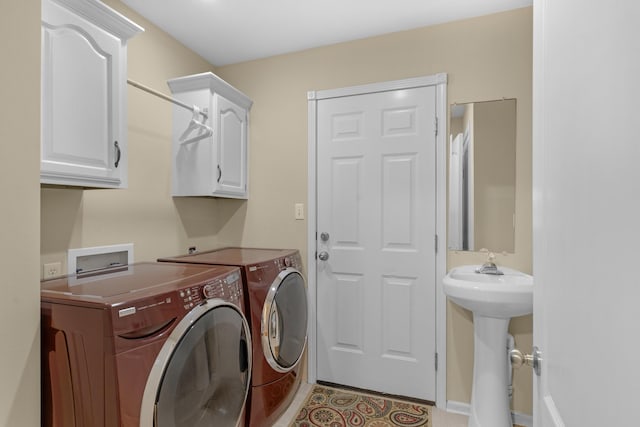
[320,232,330,242]
[318,251,329,261]
[510,347,542,376]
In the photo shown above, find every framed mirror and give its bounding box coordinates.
[448,99,516,253]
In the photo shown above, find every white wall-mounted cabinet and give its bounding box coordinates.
[41,0,143,188]
[168,72,252,199]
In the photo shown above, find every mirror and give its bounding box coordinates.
[448,99,516,253]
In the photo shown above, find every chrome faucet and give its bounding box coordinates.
[475,252,504,275]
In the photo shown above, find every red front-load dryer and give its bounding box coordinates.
[158,248,308,427]
[41,262,252,427]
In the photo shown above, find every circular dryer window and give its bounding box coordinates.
[140,300,251,427]
[261,268,308,372]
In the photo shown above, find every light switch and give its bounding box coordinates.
[295,203,305,220]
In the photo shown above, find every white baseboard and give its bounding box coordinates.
[444,400,472,416]
[446,400,533,427]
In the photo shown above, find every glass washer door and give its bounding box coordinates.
[261,268,308,373]
[140,299,251,427]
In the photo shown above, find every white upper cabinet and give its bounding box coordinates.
[41,0,143,188]
[168,72,253,199]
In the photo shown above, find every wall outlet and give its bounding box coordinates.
[43,262,62,278]
[295,203,305,220]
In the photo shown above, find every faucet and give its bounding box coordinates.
[475,251,504,275]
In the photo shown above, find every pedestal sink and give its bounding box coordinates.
[443,265,533,427]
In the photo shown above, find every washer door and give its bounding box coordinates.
[261,268,308,373]
[140,299,251,427]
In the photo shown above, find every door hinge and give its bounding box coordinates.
[435,352,438,371]
[434,234,438,253]
[435,116,438,136]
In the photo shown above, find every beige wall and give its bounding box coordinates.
[35,2,533,419]
[0,1,41,425]
[40,0,229,274]
[216,7,533,414]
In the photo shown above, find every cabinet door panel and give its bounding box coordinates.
[215,94,247,197]
[43,25,112,167]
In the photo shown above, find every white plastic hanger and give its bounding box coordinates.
[179,106,213,145]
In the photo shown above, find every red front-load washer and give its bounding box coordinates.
[41,262,251,427]
[158,248,308,427]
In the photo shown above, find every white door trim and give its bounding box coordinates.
[306,73,448,408]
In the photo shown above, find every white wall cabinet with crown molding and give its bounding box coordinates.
[41,0,143,188]
[168,72,252,199]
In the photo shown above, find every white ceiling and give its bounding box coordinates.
[121,0,532,67]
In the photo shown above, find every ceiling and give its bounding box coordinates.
[121,0,532,67]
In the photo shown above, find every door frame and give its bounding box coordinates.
[306,73,448,408]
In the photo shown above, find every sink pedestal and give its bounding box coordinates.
[469,314,512,427]
[442,265,532,427]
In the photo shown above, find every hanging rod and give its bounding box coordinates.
[127,79,207,119]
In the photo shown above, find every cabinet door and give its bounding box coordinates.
[41,1,124,187]
[214,94,248,198]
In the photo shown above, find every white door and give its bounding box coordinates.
[533,0,640,425]
[316,86,437,400]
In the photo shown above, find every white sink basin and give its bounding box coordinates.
[443,265,533,318]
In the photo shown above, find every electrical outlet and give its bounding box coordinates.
[43,262,62,278]
[295,203,305,220]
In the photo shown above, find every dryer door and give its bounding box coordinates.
[261,268,308,373]
[140,299,251,427]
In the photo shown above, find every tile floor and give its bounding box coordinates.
[273,382,471,427]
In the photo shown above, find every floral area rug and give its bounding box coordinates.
[290,385,432,427]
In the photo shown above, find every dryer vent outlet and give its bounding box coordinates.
[68,243,134,275]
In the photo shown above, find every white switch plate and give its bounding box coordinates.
[295,203,305,220]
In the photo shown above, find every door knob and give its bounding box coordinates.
[320,232,330,242]
[318,251,329,261]
[510,346,542,376]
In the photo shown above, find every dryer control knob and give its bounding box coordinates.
[203,283,221,299]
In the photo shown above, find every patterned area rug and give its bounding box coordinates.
[290,385,432,427]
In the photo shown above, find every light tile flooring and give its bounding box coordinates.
[273,382,471,427]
